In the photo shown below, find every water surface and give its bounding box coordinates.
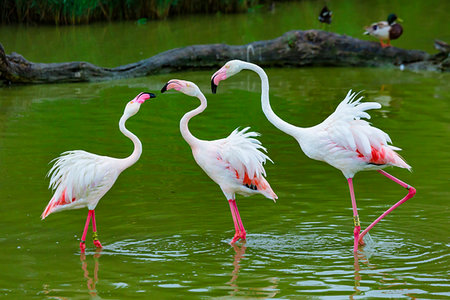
[0,1,449,299]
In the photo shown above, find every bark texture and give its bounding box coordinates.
[0,30,447,85]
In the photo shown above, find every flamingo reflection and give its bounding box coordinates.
[226,242,279,298]
[80,249,102,299]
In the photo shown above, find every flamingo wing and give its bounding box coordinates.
[318,90,410,169]
[216,127,277,199]
[42,150,117,219]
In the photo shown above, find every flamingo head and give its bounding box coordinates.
[124,92,156,117]
[211,60,245,94]
[161,79,201,97]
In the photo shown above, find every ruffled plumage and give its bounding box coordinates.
[309,90,411,177]
[218,127,272,180]
[42,150,117,219]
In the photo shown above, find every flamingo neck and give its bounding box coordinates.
[242,62,305,138]
[119,113,142,170]
[180,92,205,148]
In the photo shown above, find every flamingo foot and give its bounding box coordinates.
[93,232,103,248]
[230,234,241,244]
[93,239,103,248]
[230,231,247,244]
[80,241,86,252]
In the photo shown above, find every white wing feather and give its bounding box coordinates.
[47,150,116,209]
[321,90,393,157]
[217,127,272,180]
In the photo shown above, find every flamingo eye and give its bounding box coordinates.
[225,65,230,69]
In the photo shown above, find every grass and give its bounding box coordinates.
[0,0,269,25]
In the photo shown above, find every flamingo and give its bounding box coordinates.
[161,79,277,244]
[211,60,416,252]
[41,92,156,251]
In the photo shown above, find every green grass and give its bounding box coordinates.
[0,0,269,25]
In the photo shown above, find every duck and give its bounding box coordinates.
[318,6,332,24]
[364,13,403,48]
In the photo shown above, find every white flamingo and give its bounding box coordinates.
[41,92,156,251]
[211,60,416,252]
[161,79,277,243]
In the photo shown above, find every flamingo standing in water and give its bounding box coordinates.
[161,79,277,243]
[211,60,416,252]
[41,92,156,251]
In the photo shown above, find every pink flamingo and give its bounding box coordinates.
[211,60,416,252]
[161,79,277,243]
[41,92,156,251]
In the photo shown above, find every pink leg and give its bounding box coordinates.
[80,210,92,252]
[228,199,241,244]
[358,170,416,243]
[231,200,246,240]
[91,210,103,248]
[348,178,361,252]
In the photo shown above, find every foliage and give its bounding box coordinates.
[0,0,272,24]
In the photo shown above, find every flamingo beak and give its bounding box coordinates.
[211,69,227,94]
[211,75,218,94]
[135,92,156,103]
[161,82,169,93]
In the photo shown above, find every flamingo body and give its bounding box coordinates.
[292,91,410,178]
[192,128,276,200]
[42,92,155,251]
[211,60,415,251]
[161,79,276,243]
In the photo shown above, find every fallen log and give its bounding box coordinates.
[0,30,447,85]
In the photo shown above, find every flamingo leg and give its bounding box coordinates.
[358,170,416,243]
[90,210,103,248]
[348,178,361,252]
[231,200,247,241]
[228,199,241,244]
[80,210,93,252]
[228,199,246,243]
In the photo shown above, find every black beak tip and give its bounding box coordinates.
[148,92,156,98]
[211,80,218,94]
[161,83,169,93]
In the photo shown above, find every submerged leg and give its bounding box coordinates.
[228,199,241,244]
[231,200,246,241]
[80,210,93,252]
[348,178,361,252]
[91,210,103,248]
[358,170,416,243]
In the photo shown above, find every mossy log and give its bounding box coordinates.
[0,30,447,85]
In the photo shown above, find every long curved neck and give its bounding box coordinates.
[243,62,305,138]
[119,113,142,170]
[180,92,205,148]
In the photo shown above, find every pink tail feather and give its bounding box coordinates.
[41,198,57,219]
[41,189,74,219]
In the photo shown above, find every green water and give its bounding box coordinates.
[1,1,449,299]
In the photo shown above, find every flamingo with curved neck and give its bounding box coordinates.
[42,92,156,252]
[162,79,277,244]
[212,60,416,252]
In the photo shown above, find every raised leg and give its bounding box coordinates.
[80,210,92,252]
[91,210,103,248]
[358,170,416,243]
[348,178,361,252]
